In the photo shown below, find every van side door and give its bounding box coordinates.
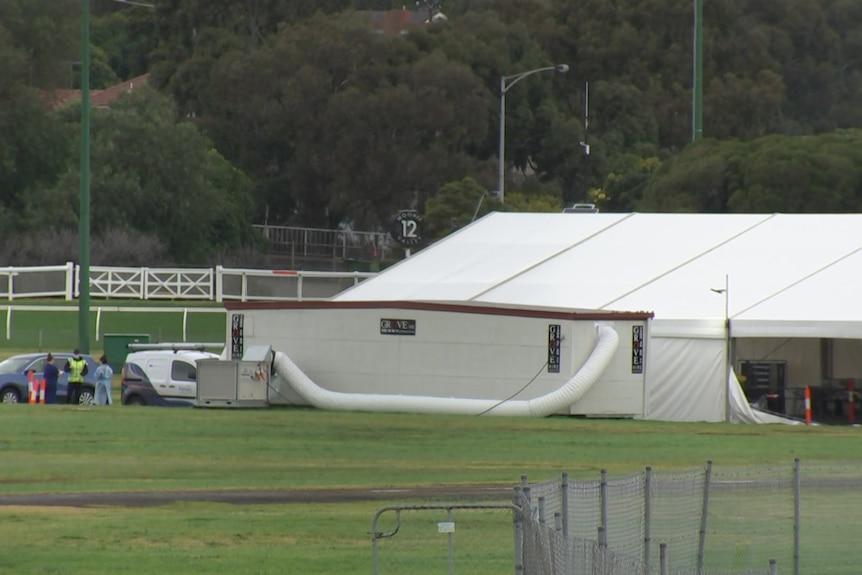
[170,359,197,398]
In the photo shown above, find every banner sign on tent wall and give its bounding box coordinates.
[548,324,562,373]
[380,318,416,335]
[231,313,244,359]
[632,325,644,374]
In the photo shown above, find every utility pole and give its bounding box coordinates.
[79,0,91,354]
[692,0,703,141]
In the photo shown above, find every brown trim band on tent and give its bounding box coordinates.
[224,300,654,321]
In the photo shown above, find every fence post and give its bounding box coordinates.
[142,267,149,300]
[769,558,778,575]
[600,469,608,544]
[297,272,304,302]
[513,485,525,574]
[538,496,546,528]
[561,472,569,539]
[793,458,800,575]
[5,306,11,340]
[6,268,14,301]
[660,542,668,575]
[644,466,652,570]
[65,261,75,300]
[214,265,224,303]
[697,460,712,575]
[561,471,570,575]
[446,507,454,575]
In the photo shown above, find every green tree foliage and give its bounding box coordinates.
[639,130,862,213]
[5,0,862,261]
[423,177,503,240]
[201,15,490,229]
[0,0,77,233]
[40,87,258,264]
[91,5,158,81]
[149,0,352,115]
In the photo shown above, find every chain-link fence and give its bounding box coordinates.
[519,459,862,575]
[372,461,862,574]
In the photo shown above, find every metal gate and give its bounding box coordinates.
[371,502,520,575]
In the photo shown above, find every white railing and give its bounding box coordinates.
[0,263,377,303]
[254,224,393,263]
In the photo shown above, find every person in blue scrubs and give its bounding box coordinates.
[42,353,60,404]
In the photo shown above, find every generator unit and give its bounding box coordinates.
[196,345,272,408]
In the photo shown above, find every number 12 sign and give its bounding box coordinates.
[391,209,424,247]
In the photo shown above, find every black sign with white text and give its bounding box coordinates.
[231,313,244,360]
[380,318,416,336]
[548,324,562,373]
[632,325,644,374]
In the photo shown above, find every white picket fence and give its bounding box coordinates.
[0,263,377,302]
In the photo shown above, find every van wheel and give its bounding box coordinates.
[126,395,146,406]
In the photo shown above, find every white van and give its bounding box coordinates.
[120,349,220,406]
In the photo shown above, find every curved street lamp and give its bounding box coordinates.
[497,64,569,204]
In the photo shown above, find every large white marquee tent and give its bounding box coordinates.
[332,212,862,422]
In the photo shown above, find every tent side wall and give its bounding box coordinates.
[226,304,649,417]
[645,336,726,422]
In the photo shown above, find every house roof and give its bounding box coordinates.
[334,212,862,339]
[370,9,443,34]
[42,74,149,110]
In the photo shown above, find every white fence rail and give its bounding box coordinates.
[0,263,376,302]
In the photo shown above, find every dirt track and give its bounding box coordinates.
[0,485,513,507]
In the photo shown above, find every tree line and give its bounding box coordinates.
[1,0,861,265]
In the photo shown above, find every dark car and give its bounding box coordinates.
[0,352,99,404]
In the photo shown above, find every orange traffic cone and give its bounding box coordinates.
[27,370,36,404]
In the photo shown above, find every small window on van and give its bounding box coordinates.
[171,360,196,382]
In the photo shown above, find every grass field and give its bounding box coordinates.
[0,301,226,353]
[1,407,862,574]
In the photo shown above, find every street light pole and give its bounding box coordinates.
[711,274,731,422]
[497,64,568,204]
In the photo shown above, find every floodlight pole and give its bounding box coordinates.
[498,64,568,204]
[78,0,91,354]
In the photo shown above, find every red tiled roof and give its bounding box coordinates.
[91,74,149,107]
[41,74,150,110]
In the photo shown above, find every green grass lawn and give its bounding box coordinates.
[0,304,225,352]
[1,407,861,574]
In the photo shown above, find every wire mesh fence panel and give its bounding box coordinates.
[566,477,602,541]
[565,537,651,575]
[604,471,646,560]
[371,504,516,575]
[521,460,862,575]
[703,464,795,574]
[798,461,862,575]
[530,476,565,522]
[648,467,706,572]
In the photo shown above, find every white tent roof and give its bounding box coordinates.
[336,213,862,339]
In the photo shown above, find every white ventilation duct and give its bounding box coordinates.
[272,324,620,417]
